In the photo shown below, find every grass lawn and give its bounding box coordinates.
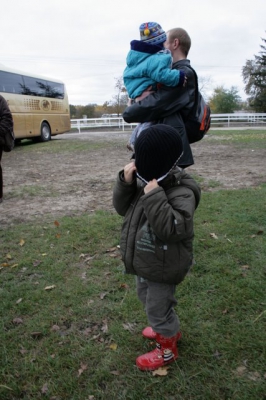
[0,130,265,399]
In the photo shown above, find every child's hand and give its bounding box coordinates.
[124,162,136,183]
[144,179,159,194]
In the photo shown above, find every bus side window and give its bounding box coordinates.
[0,71,24,94]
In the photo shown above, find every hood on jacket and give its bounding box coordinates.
[160,168,201,209]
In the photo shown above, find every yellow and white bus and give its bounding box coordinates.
[0,64,70,142]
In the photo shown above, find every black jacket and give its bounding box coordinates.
[123,59,196,168]
[0,95,13,149]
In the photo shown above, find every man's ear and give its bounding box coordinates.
[173,38,180,49]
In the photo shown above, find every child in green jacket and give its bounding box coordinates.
[113,124,201,371]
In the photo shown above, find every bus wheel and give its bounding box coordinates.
[40,122,51,142]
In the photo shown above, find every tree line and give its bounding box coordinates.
[70,35,266,118]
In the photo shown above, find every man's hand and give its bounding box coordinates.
[124,161,136,183]
[144,179,159,194]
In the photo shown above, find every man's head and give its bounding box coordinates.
[134,124,184,184]
[164,28,191,61]
[139,22,166,48]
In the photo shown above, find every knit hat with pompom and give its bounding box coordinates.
[139,22,167,45]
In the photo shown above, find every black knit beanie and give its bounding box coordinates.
[134,124,184,183]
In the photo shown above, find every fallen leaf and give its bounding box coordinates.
[120,283,129,289]
[235,366,247,376]
[210,233,218,239]
[1,263,10,267]
[100,292,108,300]
[83,327,92,336]
[106,247,117,252]
[54,220,60,227]
[122,322,137,333]
[79,254,96,263]
[55,233,61,239]
[101,320,108,333]
[51,325,60,332]
[213,350,222,359]
[41,383,48,394]
[16,298,23,304]
[44,285,56,291]
[78,363,88,377]
[19,239,25,246]
[11,264,19,269]
[247,371,261,381]
[109,343,118,351]
[110,370,120,375]
[6,254,12,260]
[152,366,169,376]
[33,260,41,267]
[92,333,100,340]
[13,318,23,324]
[31,332,43,339]
[42,253,47,256]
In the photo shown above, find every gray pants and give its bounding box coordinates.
[136,276,180,337]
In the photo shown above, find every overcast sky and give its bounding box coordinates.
[1,0,265,105]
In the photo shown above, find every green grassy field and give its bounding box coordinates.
[0,130,265,400]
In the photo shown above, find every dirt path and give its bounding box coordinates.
[1,131,265,227]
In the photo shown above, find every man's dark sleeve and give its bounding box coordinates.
[0,96,13,136]
[123,85,190,123]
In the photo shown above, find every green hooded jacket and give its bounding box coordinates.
[113,167,201,284]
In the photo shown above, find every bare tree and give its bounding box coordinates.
[198,75,213,100]
[108,77,128,116]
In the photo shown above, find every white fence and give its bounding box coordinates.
[71,113,266,133]
[70,117,135,133]
[210,113,266,127]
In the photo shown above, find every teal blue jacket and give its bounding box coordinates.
[123,40,182,99]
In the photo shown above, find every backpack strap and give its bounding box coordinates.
[185,65,199,120]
